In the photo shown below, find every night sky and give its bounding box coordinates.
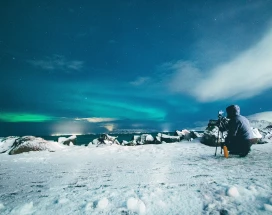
[1,0,272,136]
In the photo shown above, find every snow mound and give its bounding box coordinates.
[227,186,240,197]
[10,202,34,215]
[264,204,272,212]
[127,197,146,214]
[9,136,64,155]
[97,197,109,209]
[0,202,4,210]
[248,111,272,127]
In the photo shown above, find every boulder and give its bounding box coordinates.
[90,134,120,146]
[0,136,19,153]
[176,129,191,140]
[200,125,226,146]
[121,134,155,146]
[8,136,64,155]
[141,134,154,144]
[191,131,203,138]
[258,126,272,144]
[156,133,180,143]
[58,135,77,146]
[176,130,202,141]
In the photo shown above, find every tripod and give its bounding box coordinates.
[214,115,227,156]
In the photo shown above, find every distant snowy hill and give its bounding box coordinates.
[249,119,272,129]
[247,111,272,122]
[247,111,272,129]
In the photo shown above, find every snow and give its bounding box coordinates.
[0,137,18,153]
[264,204,272,212]
[227,186,240,197]
[252,128,263,139]
[248,111,272,123]
[127,197,146,214]
[0,139,272,214]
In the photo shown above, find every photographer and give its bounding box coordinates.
[225,105,254,157]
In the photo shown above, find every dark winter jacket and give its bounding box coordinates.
[225,105,253,143]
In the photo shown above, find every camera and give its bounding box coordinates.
[207,110,229,131]
[217,110,229,131]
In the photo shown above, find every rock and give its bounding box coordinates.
[121,140,129,146]
[8,136,64,155]
[141,134,154,144]
[58,135,77,146]
[258,126,272,144]
[91,138,100,145]
[135,134,154,145]
[90,134,120,146]
[176,130,202,141]
[157,133,180,143]
[176,129,191,140]
[201,125,226,146]
[0,136,19,153]
[220,209,229,215]
[122,134,155,146]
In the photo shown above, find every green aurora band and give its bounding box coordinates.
[0,113,56,122]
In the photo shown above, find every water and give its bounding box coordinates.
[41,132,177,146]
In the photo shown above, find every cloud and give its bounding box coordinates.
[75,117,118,123]
[28,55,84,72]
[130,77,150,86]
[247,111,272,122]
[168,29,272,102]
[101,123,115,131]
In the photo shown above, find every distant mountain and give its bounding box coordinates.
[247,111,272,122]
[110,129,159,134]
[249,119,272,129]
[247,111,272,129]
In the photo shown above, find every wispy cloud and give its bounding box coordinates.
[130,77,150,86]
[101,123,115,131]
[75,117,118,123]
[167,29,272,102]
[28,55,84,72]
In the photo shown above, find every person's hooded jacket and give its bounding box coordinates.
[225,105,253,142]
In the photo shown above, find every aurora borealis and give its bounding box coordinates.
[1,0,272,136]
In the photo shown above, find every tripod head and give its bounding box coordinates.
[217,110,229,131]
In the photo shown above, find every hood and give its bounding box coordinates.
[226,105,240,118]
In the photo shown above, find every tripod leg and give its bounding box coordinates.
[215,127,220,156]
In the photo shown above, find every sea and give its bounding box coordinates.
[40,132,177,146]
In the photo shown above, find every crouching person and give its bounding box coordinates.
[225,105,253,157]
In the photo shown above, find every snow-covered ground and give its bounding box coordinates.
[0,139,272,215]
